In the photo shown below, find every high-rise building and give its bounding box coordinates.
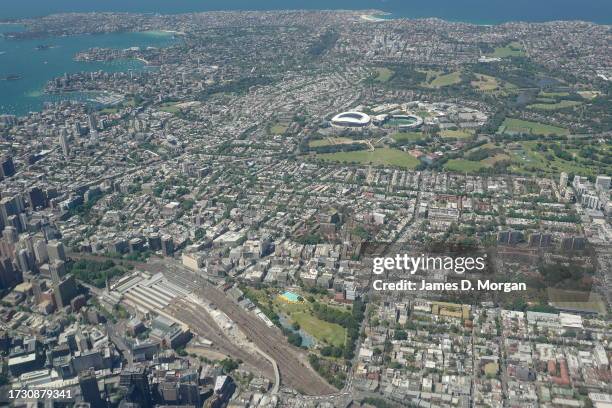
[16,249,32,273]
[47,240,67,262]
[595,175,611,192]
[119,367,152,408]
[54,274,78,309]
[50,259,67,283]
[559,172,568,189]
[2,226,18,244]
[161,235,174,256]
[0,257,20,289]
[147,233,162,251]
[0,196,21,227]
[0,155,15,178]
[88,114,97,133]
[59,129,70,157]
[79,369,105,408]
[28,187,46,210]
[33,239,49,264]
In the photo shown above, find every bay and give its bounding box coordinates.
[0,25,176,115]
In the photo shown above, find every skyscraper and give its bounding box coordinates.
[559,172,568,189]
[0,257,20,289]
[47,240,67,262]
[79,369,105,408]
[59,129,70,157]
[28,187,46,210]
[0,155,15,178]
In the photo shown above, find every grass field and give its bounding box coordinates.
[539,91,570,98]
[489,41,525,58]
[439,129,474,139]
[547,288,607,315]
[317,147,420,169]
[471,74,500,91]
[373,67,393,82]
[527,100,582,111]
[275,298,346,347]
[498,118,569,136]
[421,70,462,88]
[309,137,355,147]
[392,132,424,142]
[577,90,600,100]
[159,102,181,114]
[508,141,610,176]
[270,123,289,135]
[99,107,119,114]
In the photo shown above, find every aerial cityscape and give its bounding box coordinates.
[0,4,610,408]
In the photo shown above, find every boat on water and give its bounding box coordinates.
[1,74,22,81]
[0,51,6,55]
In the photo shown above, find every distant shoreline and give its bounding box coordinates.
[360,14,390,23]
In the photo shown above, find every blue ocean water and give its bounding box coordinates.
[0,25,176,115]
[1,0,610,24]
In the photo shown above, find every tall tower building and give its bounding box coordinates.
[559,172,568,189]
[0,257,20,289]
[47,240,67,262]
[0,155,15,178]
[79,369,105,408]
[59,129,70,157]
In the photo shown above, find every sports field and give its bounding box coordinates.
[439,129,474,139]
[270,123,289,135]
[497,118,569,136]
[527,100,582,111]
[489,41,525,58]
[317,148,420,169]
[392,131,424,142]
[373,67,393,82]
[308,137,355,147]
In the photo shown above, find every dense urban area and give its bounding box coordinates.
[0,9,610,408]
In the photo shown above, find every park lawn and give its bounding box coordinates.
[577,90,600,100]
[99,107,119,114]
[318,147,420,169]
[274,299,346,347]
[489,41,525,58]
[498,118,569,136]
[159,102,181,113]
[471,74,500,91]
[309,137,354,147]
[508,141,609,177]
[373,67,394,82]
[392,131,424,142]
[424,71,462,88]
[445,159,489,173]
[527,100,583,111]
[270,123,289,135]
[439,129,474,139]
[539,91,570,98]
[482,153,511,166]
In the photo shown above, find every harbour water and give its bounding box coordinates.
[0,25,176,115]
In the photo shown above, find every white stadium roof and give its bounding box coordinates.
[331,111,371,127]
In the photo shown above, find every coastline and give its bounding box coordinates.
[359,13,390,23]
